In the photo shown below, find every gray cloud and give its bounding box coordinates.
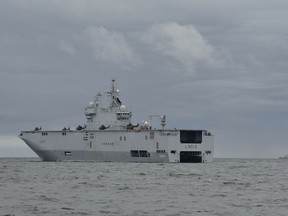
[82,26,140,66]
[58,40,76,55]
[141,23,224,74]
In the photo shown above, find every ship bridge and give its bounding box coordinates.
[84,80,132,130]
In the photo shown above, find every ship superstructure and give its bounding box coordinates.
[19,80,214,163]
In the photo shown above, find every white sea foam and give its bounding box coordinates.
[0,158,287,216]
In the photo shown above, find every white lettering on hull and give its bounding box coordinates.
[185,144,197,149]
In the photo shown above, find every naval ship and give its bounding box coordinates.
[19,80,214,163]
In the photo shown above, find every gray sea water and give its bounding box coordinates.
[0,158,287,216]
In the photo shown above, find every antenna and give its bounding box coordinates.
[148,115,166,129]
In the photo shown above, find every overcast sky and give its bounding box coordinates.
[1,0,288,158]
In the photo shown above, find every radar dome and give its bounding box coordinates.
[144,121,150,127]
[120,105,127,111]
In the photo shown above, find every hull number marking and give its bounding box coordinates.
[185,144,197,149]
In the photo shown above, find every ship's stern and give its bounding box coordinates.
[166,130,214,163]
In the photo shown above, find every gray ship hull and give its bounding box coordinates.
[31,150,170,163]
[19,129,214,163]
